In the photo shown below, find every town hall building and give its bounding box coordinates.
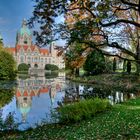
[8,19,65,69]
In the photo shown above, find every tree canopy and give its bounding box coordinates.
[18,63,30,71]
[0,51,16,80]
[84,50,106,75]
[29,0,140,73]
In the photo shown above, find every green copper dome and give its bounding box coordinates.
[19,19,31,36]
[19,27,31,36]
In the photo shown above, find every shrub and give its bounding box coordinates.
[58,98,112,123]
[18,63,29,71]
[83,50,106,75]
[45,64,59,71]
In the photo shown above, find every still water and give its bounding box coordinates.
[0,72,137,130]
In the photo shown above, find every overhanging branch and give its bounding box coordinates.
[100,19,140,28]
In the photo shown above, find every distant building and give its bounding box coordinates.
[7,19,65,69]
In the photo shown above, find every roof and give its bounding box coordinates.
[15,87,49,97]
[6,48,16,53]
[11,45,50,55]
[40,48,49,55]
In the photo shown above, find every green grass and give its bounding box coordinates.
[1,98,140,139]
[58,98,111,123]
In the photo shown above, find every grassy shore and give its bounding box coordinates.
[1,98,140,140]
[67,73,140,92]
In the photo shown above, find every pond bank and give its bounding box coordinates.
[67,73,140,92]
[1,98,140,139]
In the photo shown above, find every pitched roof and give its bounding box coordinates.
[30,45,36,51]
[6,48,16,53]
[7,45,50,56]
[40,49,49,55]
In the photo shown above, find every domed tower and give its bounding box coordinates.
[16,19,32,46]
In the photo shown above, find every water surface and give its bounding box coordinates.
[0,73,137,130]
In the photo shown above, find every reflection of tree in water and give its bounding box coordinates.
[0,89,14,108]
[62,81,139,106]
[45,72,58,79]
[82,85,137,104]
[62,82,83,105]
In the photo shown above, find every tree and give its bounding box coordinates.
[83,50,106,75]
[127,61,131,74]
[18,63,30,71]
[0,89,14,108]
[0,51,16,80]
[113,58,116,72]
[45,64,59,71]
[29,0,140,73]
[65,42,87,75]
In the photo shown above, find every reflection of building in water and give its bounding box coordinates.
[16,76,65,122]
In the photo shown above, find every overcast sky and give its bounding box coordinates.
[0,0,65,47]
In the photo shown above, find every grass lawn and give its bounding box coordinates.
[1,98,140,140]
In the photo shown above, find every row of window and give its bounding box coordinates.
[20,56,51,63]
[19,51,50,56]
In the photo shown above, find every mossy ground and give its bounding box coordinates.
[1,98,140,140]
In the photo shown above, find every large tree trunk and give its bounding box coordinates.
[136,41,140,75]
[74,68,79,76]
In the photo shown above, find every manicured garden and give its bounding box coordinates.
[1,98,140,139]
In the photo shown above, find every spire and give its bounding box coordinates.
[22,19,27,27]
[16,19,32,45]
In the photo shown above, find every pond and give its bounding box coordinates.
[0,72,138,130]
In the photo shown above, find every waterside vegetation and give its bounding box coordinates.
[1,98,140,139]
[67,73,140,93]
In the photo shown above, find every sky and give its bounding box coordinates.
[0,0,65,47]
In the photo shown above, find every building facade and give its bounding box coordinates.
[8,19,65,69]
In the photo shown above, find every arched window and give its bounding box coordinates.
[24,36,28,44]
[41,58,43,62]
[34,64,38,68]
[27,57,31,62]
[34,57,38,62]
[20,56,24,63]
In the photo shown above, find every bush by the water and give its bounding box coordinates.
[58,98,111,123]
[18,63,30,71]
[45,64,59,71]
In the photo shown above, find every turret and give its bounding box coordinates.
[16,19,32,46]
